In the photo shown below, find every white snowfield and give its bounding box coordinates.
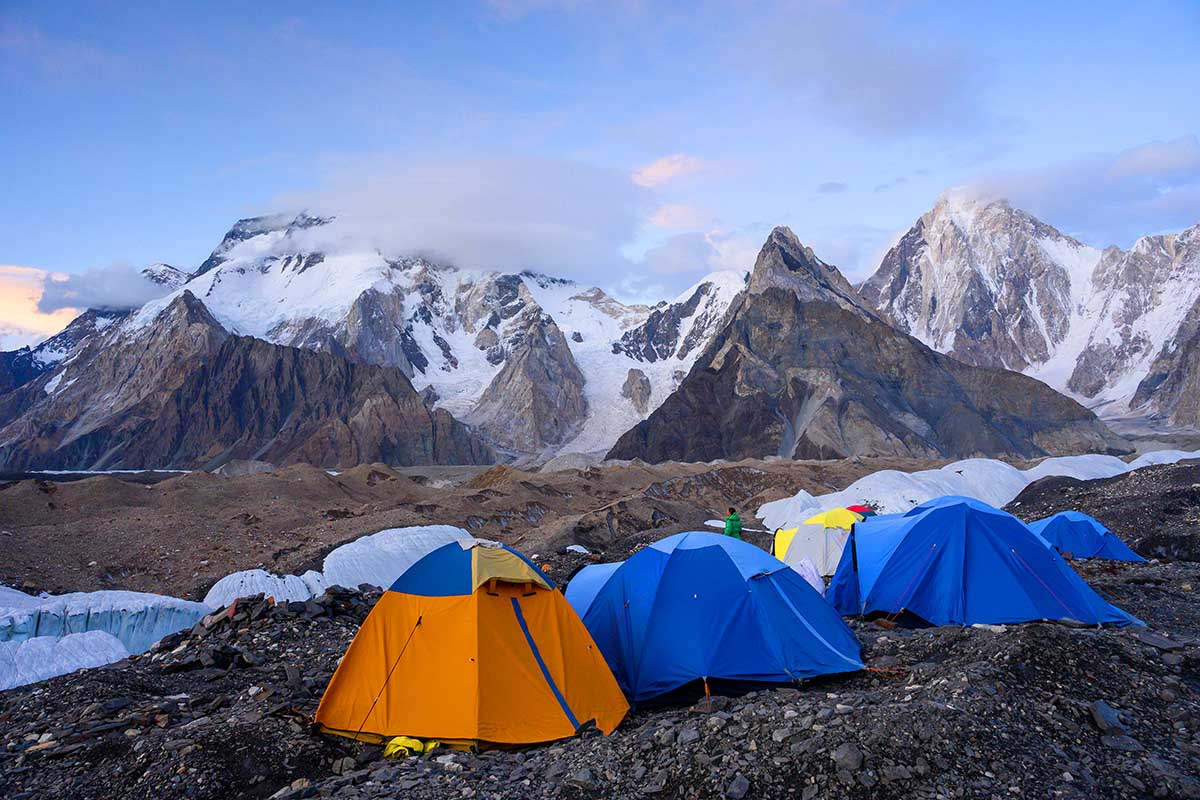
[204,525,475,609]
[758,451,1200,531]
[0,631,130,691]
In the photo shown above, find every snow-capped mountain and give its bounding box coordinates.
[129,214,746,458]
[609,227,1128,463]
[861,194,1200,426]
[0,291,495,470]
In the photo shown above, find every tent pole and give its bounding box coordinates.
[354,615,423,742]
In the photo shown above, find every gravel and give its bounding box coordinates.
[3,559,1199,799]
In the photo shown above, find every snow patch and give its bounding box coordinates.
[203,569,328,609]
[323,525,474,590]
[758,451,1200,530]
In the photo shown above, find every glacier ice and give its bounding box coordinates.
[0,630,130,691]
[198,525,476,609]
[0,589,211,655]
[0,584,43,609]
[1128,449,1200,469]
[322,525,475,590]
[758,450,1200,531]
[203,569,327,609]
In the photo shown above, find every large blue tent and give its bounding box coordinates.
[1028,511,1146,562]
[827,497,1140,627]
[565,531,863,703]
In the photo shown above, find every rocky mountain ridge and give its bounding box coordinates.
[609,226,1129,462]
[0,264,188,396]
[861,194,1200,426]
[0,292,494,470]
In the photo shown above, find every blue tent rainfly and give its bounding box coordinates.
[565,531,863,703]
[827,497,1141,627]
[1027,511,1146,562]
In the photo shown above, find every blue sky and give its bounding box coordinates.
[2,0,1199,319]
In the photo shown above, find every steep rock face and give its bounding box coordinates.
[861,196,1200,421]
[0,348,41,396]
[860,196,1094,371]
[0,261,189,396]
[620,369,652,414]
[1067,226,1200,415]
[608,228,1128,463]
[1130,234,1200,426]
[468,311,588,454]
[0,308,126,394]
[613,273,744,363]
[0,294,494,470]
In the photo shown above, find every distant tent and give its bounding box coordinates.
[845,504,876,517]
[827,497,1141,627]
[315,541,628,747]
[1028,511,1146,562]
[565,532,863,702]
[772,508,861,577]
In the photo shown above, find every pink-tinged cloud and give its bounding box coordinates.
[631,154,703,187]
[647,203,708,229]
[0,265,78,348]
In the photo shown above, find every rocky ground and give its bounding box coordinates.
[3,557,1199,800]
[0,456,945,599]
[1006,460,1200,561]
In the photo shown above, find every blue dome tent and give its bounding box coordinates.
[1028,511,1145,562]
[827,497,1141,627]
[565,532,863,703]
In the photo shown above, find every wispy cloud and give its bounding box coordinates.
[647,203,709,229]
[0,20,116,84]
[873,177,908,193]
[961,135,1200,245]
[0,266,79,348]
[37,263,180,313]
[631,153,704,187]
[276,154,649,286]
[743,4,997,139]
[816,181,848,195]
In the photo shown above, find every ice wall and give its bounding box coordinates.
[322,525,474,590]
[0,631,130,691]
[0,590,211,655]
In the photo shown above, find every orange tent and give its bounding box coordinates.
[314,541,628,747]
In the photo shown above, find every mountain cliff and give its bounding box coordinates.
[0,292,494,470]
[607,227,1129,462]
[0,264,187,396]
[862,194,1200,426]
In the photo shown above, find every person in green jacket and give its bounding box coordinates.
[723,508,742,539]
